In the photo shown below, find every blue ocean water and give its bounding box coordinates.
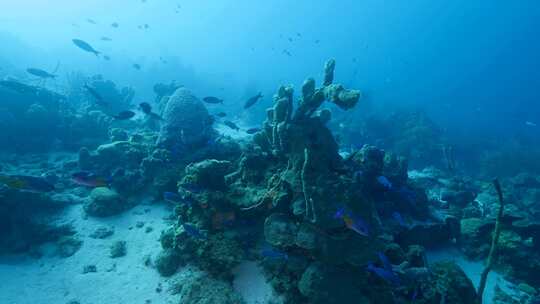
[1,1,539,304]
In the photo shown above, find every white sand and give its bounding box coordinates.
[427,247,518,304]
[0,201,176,304]
[232,261,283,304]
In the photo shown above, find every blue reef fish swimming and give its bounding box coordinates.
[376,175,393,190]
[367,259,400,286]
[260,247,289,260]
[366,252,400,286]
[392,211,407,227]
[182,224,206,239]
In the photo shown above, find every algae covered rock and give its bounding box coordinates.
[427,261,477,304]
[172,267,245,304]
[84,187,126,217]
[155,248,181,277]
[298,262,369,304]
[157,87,214,150]
[95,141,146,168]
[264,213,298,248]
[183,159,232,190]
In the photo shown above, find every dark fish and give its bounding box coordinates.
[83,84,108,107]
[72,39,100,56]
[111,22,119,28]
[26,68,56,79]
[113,110,135,120]
[283,50,292,56]
[224,120,239,131]
[392,211,407,227]
[139,102,152,114]
[183,224,206,239]
[103,55,111,61]
[139,102,163,120]
[315,39,320,44]
[0,79,30,93]
[244,92,263,109]
[203,96,223,104]
[133,64,141,70]
[0,174,55,192]
[144,24,149,29]
[397,186,417,205]
[260,247,288,260]
[212,211,236,229]
[86,18,97,24]
[215,112,227,118]
[367,262,400,286]
[377,175,393,190]
[245,127,261,134]
[72,171,110,188]
[100,36,112,41]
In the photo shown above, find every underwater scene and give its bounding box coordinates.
[1,1,540,303]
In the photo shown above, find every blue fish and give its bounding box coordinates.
[397,186,416,205]
[353,169,364,179]
[367,262,400,286]
[377,252,393,272]
[261,247,288,260]
[392,211,407,227]
[333,206,347,219]
[376,176,393,190]
[183,224,206,239]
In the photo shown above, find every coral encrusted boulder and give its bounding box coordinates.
[156,88,214,150]
[84,187,126,217]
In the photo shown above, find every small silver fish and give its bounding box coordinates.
[72,39,100,56]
